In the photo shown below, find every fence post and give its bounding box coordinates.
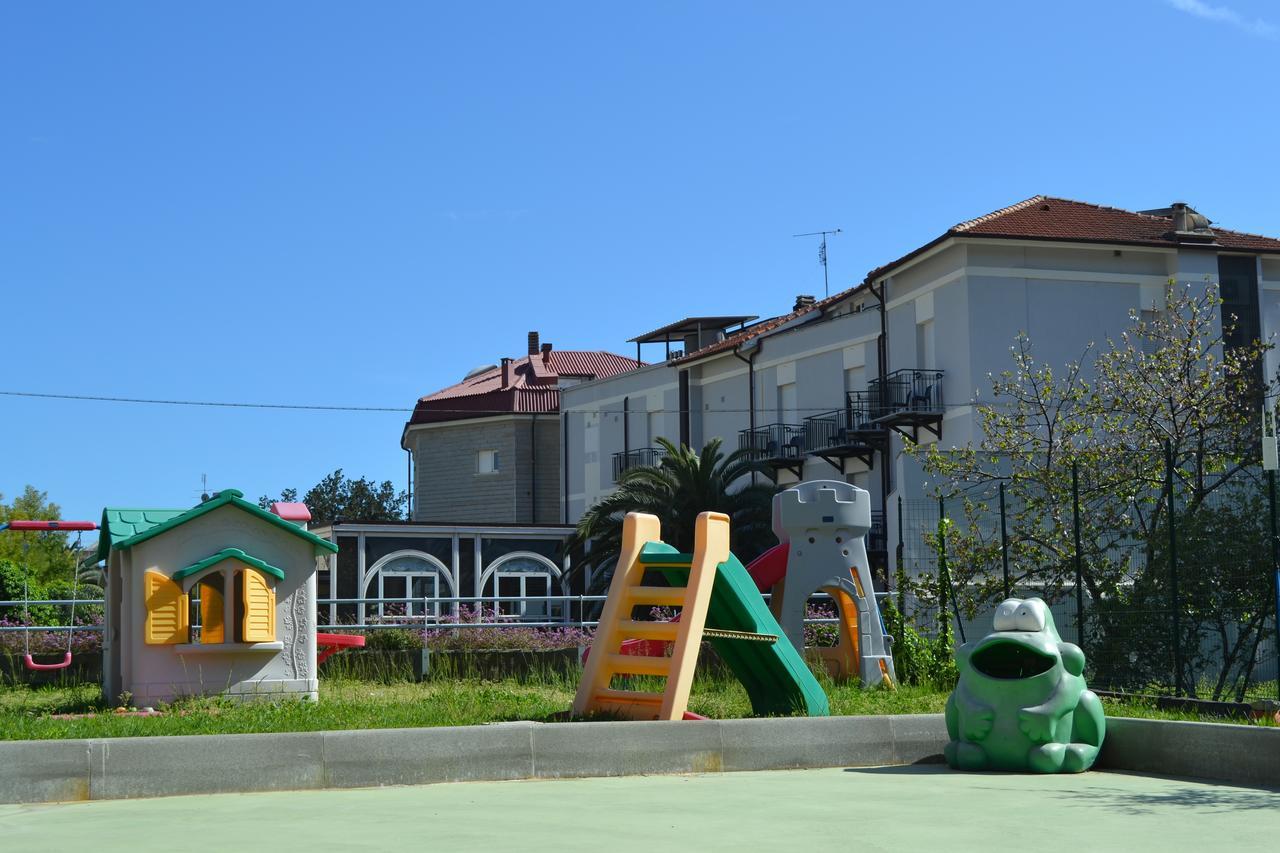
[937,496,950,648]
[999,481,1011,601]
[1269,469,1280,703]
[1071,461,1085,653]
[1165,441,1182,697]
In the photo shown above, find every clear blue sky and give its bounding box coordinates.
[3,1,1278,525]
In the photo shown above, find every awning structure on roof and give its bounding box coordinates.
[628,316,758,344]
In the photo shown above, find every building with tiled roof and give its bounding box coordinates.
[562,196,1280,588]
[402,332,641,523]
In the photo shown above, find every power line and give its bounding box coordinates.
[0,390,412,413]
[3,387,1277,417]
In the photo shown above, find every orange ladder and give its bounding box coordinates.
[571,511,729,720]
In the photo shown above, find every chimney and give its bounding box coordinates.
[794,294,817,311]
[527,331,540,355]
[1170,201,1215,242]
[500,357,512,388]
[541,342,552,362]
[1171,201,1190,233]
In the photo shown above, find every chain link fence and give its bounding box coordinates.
[897,448,1280,703]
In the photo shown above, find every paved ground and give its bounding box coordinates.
[1,766,1277,852]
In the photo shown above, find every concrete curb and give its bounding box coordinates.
[1,714,1275,804]
[0,714,947,804]
[1097,717,1280,788]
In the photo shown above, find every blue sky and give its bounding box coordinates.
[2,1,1278,525]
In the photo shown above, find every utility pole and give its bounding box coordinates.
[793,228,842,297]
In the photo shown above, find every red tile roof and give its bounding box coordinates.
[406,349,642,426]
[675,195,1280,367]
[865,195,1280,282]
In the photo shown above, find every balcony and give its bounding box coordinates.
[868,368,945,441]
[612,446,668,481]
[867,510,887,554]
[737,423,807,478]
[803,392,888,473]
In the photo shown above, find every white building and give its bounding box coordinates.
[561,196,1280,581]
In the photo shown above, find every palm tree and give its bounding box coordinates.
[565,437,777,594]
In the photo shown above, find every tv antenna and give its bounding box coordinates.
[793,228,842,297]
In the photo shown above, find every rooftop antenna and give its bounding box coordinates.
[200,474,210,503]
[793,228,842,297]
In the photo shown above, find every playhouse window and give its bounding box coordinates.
[160,563,276,646]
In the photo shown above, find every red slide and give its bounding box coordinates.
[745,542,790,592]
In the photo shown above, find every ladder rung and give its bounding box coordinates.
[595,688,663,706]
[617,620,679,641]
[703,627,778,643]
[606,653,671,676]
[626,586,686,607]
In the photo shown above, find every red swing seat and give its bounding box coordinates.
[24,652,73,671]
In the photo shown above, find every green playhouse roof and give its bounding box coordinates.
[96,489,339,562]
[173,548,286,582]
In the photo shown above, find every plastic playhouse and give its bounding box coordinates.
[946,597,1105,773]
[748,480,895,687]
[574,511,828,720]
[96,489,340,706]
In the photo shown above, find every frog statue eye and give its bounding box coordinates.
[992,599,1021,632]
[1013,600,1046,633]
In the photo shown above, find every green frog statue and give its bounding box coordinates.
[945,597,1105,773]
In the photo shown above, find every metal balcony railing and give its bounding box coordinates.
[611,446,668,481]
[868,510,887,553]
[805,394,886,451]
[738,423,807,462]
[868,369,945,419]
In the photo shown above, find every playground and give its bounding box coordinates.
[3,766,1278,853]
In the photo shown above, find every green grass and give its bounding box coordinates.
[0,667,1273,741]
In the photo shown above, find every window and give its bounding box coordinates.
[916,319,935,370]
[778,382,798,423]
[477,449,499,474]
[144,552,281,646]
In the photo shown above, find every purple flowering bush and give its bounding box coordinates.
[422,606,592,652]
[0,613,102,655]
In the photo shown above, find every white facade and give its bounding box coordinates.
[562,227,1280,580]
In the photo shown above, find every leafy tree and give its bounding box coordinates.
[908,280,1273,699]
[566,437,776,594]
[0,486,80,586]
[259,469,407,523]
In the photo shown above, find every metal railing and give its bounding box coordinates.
[738,422,807,462]
[611,446,668,481]
[868,369,944,418]
[0,592,883,635]
[805,398,884,451]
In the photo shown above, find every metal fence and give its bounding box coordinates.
[0,592,851,641]
[898,448,1280,703]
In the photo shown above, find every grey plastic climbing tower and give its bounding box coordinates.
[773,480,896,687]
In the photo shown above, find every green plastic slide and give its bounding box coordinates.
[639,544,830,717]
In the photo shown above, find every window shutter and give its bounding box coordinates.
[200,580,225,644]
[144,570,188,645]
[240,568,276,642]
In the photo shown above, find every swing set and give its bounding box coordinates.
[0,519,98,672]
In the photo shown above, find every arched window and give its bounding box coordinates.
[479,551,563,622]
[147,550,281,646]
[362,550,457,622]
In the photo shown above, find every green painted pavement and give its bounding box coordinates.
[2,766,1277,852]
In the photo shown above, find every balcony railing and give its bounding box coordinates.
[738,423,807,463]
[806,395,887,452]
[868,369,945,419]
[868,510,887,553]
[612,446,668,481]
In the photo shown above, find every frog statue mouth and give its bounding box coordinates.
[970,637,1057,679]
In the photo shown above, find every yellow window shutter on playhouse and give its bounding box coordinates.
[200,581,225,644]
[144,570,188,645]
[241,567,276,642]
